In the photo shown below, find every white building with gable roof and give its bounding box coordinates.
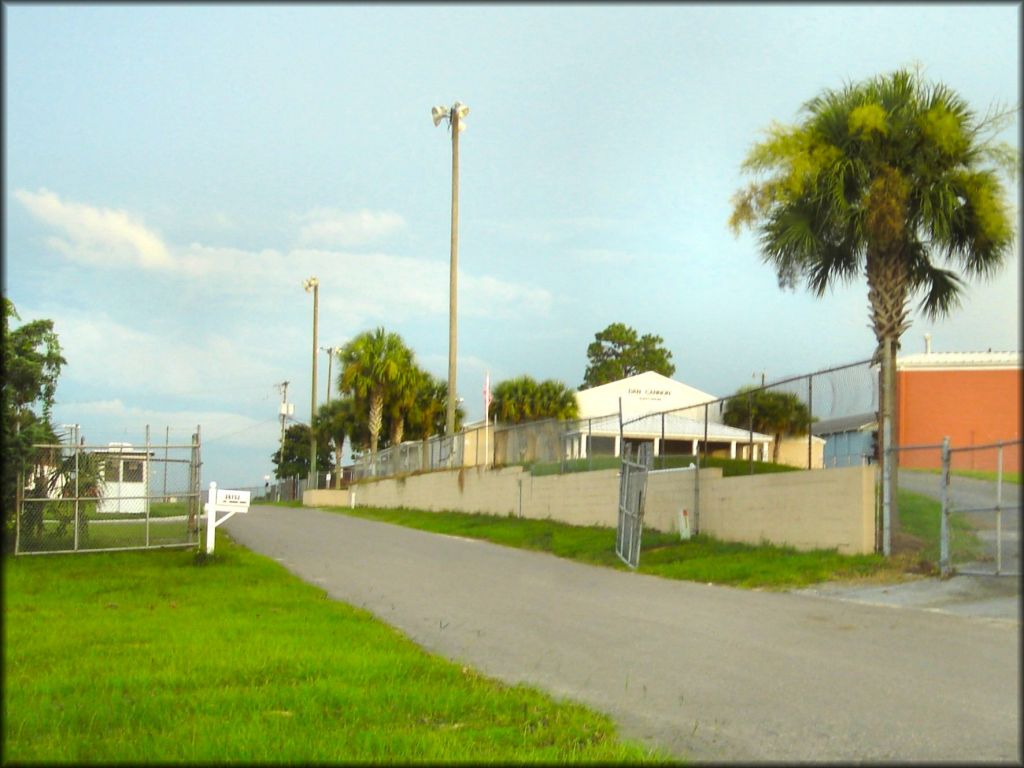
[571,371,773,461]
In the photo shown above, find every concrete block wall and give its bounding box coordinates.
[698,465,875,555]
[303,463,876,555]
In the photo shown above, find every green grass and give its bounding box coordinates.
[3,542,666,763]
[325,505,896,589]
[902,466,1022,485]
[526,454,800,478]
[897,489,985,564]
[18,519,196,553]
[321,486,984,587]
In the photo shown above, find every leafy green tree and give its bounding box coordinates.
[489,376,579,424]
[339,328,415,456]
[315,397,362,488]
[271,423,330,480]
[3,300,67,551]
[402,373,462,441]
[722,387,813,464]
[581,322,675,389]
[729,67,1016,539]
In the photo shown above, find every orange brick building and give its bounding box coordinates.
[896,348,1021,472]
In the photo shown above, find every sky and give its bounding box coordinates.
[4,3,1021,488]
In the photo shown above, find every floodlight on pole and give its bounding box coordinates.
[304,277,319,491]
[431,101,469,440]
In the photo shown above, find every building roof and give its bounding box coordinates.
[569,412,772,443]
[575,370,719,421]
[897,350,1021,371]
[812,412,877,436]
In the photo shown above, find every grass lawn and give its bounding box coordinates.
[526,454,801,478]
[901,466,1022,485]
[322,504,907,590]
[897,490,985,564]
[3,541,665,764]
[18,519,196,553]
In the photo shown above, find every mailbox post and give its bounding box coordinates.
[204,481,251,554]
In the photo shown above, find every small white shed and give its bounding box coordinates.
[96,443,152,514]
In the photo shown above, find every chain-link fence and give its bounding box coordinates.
[15,426,202,555]
[621,358,878,473]
[345,358,880,484]
[888,439,1021,574]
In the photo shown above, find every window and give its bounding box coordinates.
[122,460,144,483]
[104,459,120,482]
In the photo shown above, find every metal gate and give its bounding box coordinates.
[939,439,1021,577]
[15,426,202,555]
[616,443,652,569]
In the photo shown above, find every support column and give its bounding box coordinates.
[730,441,737,459]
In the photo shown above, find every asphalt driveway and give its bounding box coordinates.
[224,504,1020,762]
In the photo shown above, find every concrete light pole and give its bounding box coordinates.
[432,101,469,439]
[304,277,319,491]
[320,346,339,404]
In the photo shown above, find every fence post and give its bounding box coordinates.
[747,392,753,475]
[145,424,151,548]
[996,444,1003,575]
[939,436,950,576]
[74,437,80,552]
[807,375,813,470]
[703,403,709,465]
[881,416,892,557]
[694,439,700,535]
[660,413,666,470]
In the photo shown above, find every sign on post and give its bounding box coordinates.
[204,481,250,554]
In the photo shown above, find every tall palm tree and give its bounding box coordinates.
[729,67,1016,549]
[316,396,360,488]
[339,328,415,456]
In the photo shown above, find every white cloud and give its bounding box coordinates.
[38,307,281,401]
[295,208,406,247]
[15,188,173,269]
[18,190,553,329]
[53,399,281,450]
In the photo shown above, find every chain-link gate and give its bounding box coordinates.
[616,442,653,569]
[890,437,1020,577]
[15,427,202,555]
[941,439,1021,577]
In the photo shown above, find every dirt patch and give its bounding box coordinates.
[891,530,925,557]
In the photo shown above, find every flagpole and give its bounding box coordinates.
[484,371,490,470]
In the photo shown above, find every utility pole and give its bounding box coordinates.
[276,381,290,493]
[304,278,319,492]
[321,346,337,404]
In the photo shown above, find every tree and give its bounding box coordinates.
[729,67,1016,549]
[271,423,330,480]
[722,387,813,464]
[3,300,67,551]
[489,376,579,424]
[339,328,415,456]
[403,373,462,441]
[315,397,362,488]
[581,322,675,389]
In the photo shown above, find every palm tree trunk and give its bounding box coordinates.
[369,389,383,455]
[334,436,344,489]
[867,247,911,554]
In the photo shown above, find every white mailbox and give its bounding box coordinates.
[204,482,250,554]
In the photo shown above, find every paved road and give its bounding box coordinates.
[224,505,1020,763]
